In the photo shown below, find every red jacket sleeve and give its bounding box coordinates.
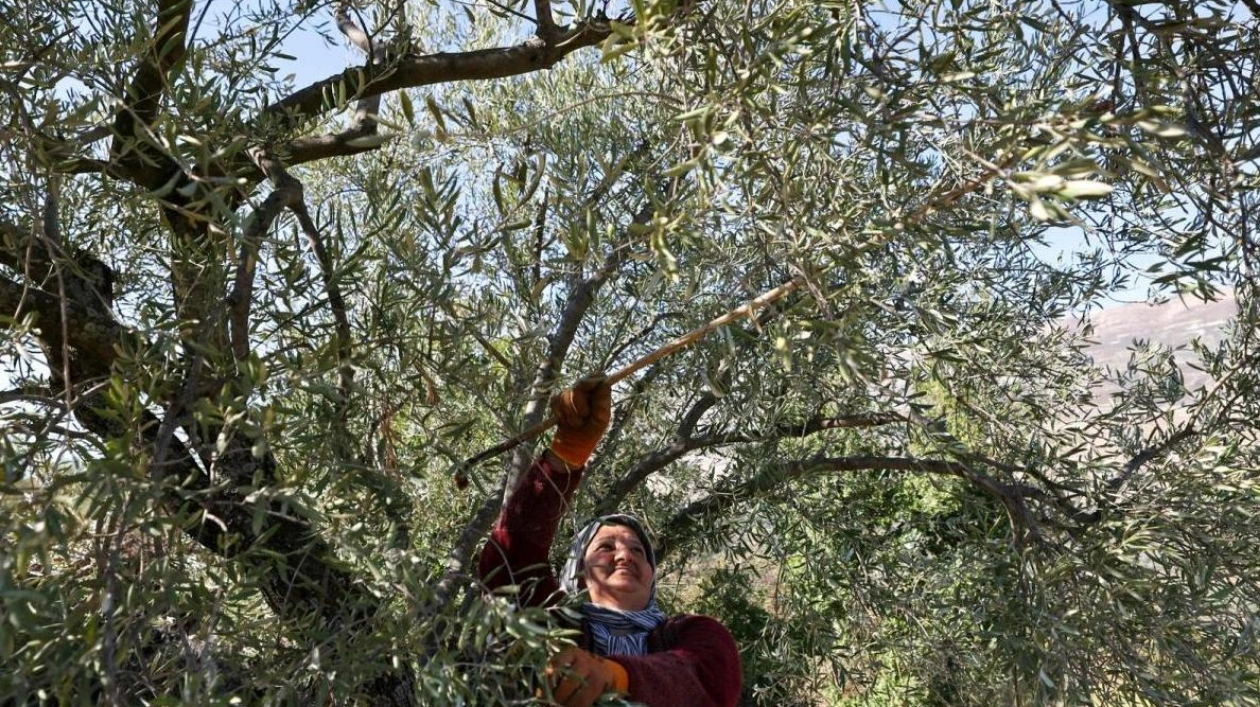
[478,455,582,607]
[612,615,743,707]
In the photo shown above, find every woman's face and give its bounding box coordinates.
[582,524,654,611]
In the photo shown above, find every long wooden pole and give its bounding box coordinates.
[454,275,804,484]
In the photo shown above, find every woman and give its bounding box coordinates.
[479,376,742,707]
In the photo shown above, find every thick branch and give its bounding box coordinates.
[0,274,121,367]
[534,0,557,39]
[434,493,502,609]
[655,454,1032,560]
[308,2,386,165]
[110,0,192,181]
[0,220,44,279]
[595,413,904,516]
[3,278,395,692]
[336,3,376,54]
[2,218,60,288]
[5,276,406,700]
[593,440,693,516]
[259,4,421,167]
[258,19,611,138]
[284,131,389,167]
[676,391,720,439]
[83,398,378,629]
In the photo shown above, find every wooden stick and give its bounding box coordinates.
[454,276,804,484]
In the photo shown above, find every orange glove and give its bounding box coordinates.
[543,646,629,707]
[549,374,612,469]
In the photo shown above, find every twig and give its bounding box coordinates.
[600,310,685,372]
[597,411,902,515]
[455,276,804,479]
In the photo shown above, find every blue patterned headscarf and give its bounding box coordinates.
[560,514,669,657]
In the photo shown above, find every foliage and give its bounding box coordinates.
[2,0,1259,705]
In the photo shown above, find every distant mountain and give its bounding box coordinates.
[1073,290,1237,394]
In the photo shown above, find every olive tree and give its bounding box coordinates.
[2,0,1258,705]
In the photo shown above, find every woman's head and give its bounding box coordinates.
[562,515,657,612]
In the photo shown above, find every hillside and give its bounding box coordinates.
[1076,290,1238,395]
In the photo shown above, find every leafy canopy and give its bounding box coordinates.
[1,0,1258,705]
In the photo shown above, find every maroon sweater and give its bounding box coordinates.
[478,455,742,707]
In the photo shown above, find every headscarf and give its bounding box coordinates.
[560,514,669,657]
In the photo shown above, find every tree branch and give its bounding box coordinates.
[336,2,376,55]
[534,0,557,39]
[5,253,401,698]
[689,413,907,447]
[286,2,391,167]
[258,18,612,139]
[2,260,403,697]
[283,131,392,168]
[110,0,192,181]
[601,311,684,373]
[231,176,297,360]
[0,389,59,407]
[0,213,111,314]
[595,413,904,516]
[596,358,666,454]
[501,225,637,487]
[260,4,396,168]
[1108,426,1198,491]
[655,454,1041,561]
[531,188,549,289]
[593,440,695,516]
[0,273,121,366]
[244,148,354,401]
[592,294,798,510]
[294,203,355,403]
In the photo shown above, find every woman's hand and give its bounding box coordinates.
[549,374,612,469]
[543,646,628,707]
